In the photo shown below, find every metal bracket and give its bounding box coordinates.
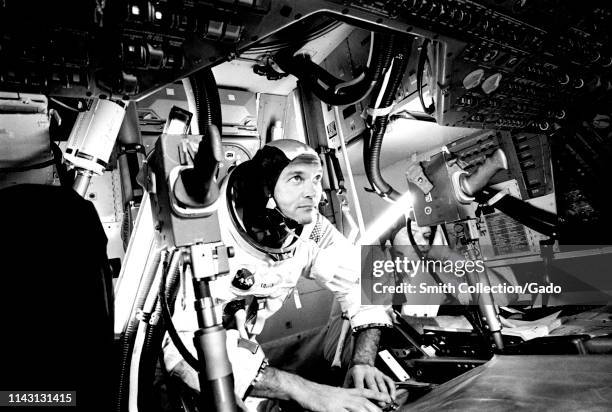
[190,242,229,280]
[406,163,434,194]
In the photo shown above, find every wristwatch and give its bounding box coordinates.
[243,357,269,400]
[252,357,269,386]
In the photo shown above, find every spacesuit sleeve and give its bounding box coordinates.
[162,281,265,397]
[308,215,393,331]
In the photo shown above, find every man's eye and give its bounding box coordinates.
[313,174,322,183]
[289,175,303,183]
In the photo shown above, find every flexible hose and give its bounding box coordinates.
[367,117,399,199]
[368,34,396,106]
[204,70,222,133]
[127,249,170,412]
[181,68,223,204]
[276,33,394,106]
[244,19,342,54]
[362,34,394,182]
[190,68,222,134]
[475,188,558,237]
[417,39,435,115]
[362,35,395,167]
[365,38,413,201]
[332,32,393,101]
[137,251,182,412]
[136,254,169,412]
[115,244,162,412]
[160,261,200,371]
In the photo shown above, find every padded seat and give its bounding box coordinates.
[0,184,114,411]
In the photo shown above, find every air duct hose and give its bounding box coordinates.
[365,37,413,201]
[115,242,162,412]
[180,68,223,204]
[137,251,182,411]
[275,32,395,106]
[191,68,222,134]
[475,188,558,237]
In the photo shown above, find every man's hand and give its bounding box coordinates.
[346,328,396,402]
[294,381,392,412]
[251,366,391,412]
[343,364,396,401]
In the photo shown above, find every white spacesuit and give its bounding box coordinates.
[163,139,392,401]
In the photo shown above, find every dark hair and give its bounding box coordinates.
[232,145,290,210]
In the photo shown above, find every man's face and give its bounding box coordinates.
[273,161,323,224]
[391,224,433,261]
[393,225,432,246]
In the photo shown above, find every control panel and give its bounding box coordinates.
[447,130,553,200]
[414,0,611,131]
[1,0,611,159]
[1,0,271,98]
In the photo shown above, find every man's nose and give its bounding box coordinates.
[303,179,317,198]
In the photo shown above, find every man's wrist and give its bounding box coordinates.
[287,376,320,406]
[250,366,311,403]
[351,327,382,366]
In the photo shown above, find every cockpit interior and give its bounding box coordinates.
[1,1,612,411]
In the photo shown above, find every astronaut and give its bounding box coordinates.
[385,217,518,308]
[164,139,396,412]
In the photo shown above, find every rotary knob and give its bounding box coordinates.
[572,77,584,89]
[587,50,601,64]
[481,73,502,94]
[538,121,550,131]
[557,72,570,86]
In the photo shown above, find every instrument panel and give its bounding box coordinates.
[1,1,611,134]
